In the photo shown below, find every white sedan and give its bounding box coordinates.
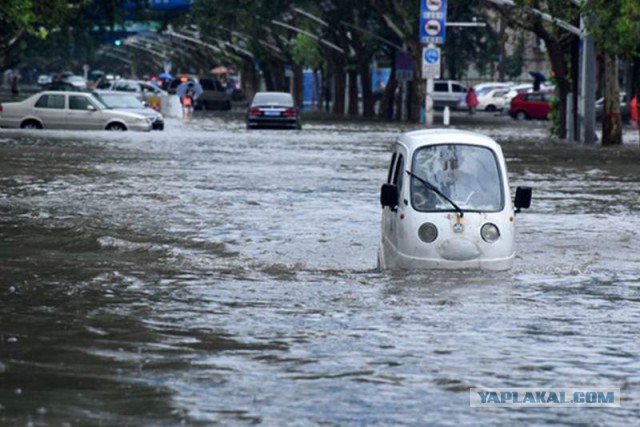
[0,91,152,131]
[476,88,511,112]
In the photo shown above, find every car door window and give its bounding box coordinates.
[434,83,448,92]
[69,95,91,110]
[393,154,405,198]
[386,152,397,184]
[141,84,157,94]
[35,94,65,109]
[452,83,466,93]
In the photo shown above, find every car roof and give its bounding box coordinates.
[93,90,137,96]
[397,129,502,154]
[38,91,90,95]
[252,91,294,104]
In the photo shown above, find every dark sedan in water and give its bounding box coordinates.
[246,91,301,130]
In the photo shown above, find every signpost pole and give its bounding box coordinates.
[420,0,447,127]
[426,78,434,126]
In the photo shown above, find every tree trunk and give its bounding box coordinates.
[311,68,318,110]
[332,61,346,115]
[359,59,375,117]
[262,66,274,91]
[570,36,580,141]
[410,42,425,123]
[602,53,622,145]
[348,69,359,116]
[293,63,303,108]
[380,73,398,120]
[546,42,569,139]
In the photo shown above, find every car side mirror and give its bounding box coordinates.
[142,101,149,107]
[87,104,97,111]
[514,186,532,213]
[380,184,399,209]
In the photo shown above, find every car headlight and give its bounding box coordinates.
[418,222,438,243]
[481,223,500,243]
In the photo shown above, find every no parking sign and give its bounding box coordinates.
[420,0,447,45]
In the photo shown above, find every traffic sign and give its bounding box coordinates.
[420,0,447,45]
[395,51,413,82]
[422,46,441,79]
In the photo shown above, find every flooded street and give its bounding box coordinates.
[1,113,639,426]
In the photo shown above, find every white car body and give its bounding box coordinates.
[379,129,531,271]
[37,74,52,86]
[473,82,511,98]
[503,83,534,104]
[476,88,511,112]
[63,75,88,90]
[432,80,468,110]
[0,91,152,131]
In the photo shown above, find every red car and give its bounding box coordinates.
[509,91,554,120]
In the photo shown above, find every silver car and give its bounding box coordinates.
[432,80,468,110]
[98,79,168,103]
[0,91,152,131]
[93,90,164,130]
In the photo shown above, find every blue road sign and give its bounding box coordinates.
[420,0,447,45]
[424,47,440,64]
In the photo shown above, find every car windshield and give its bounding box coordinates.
[96,93,143,109]
[410,144,504,212]
[252,93,293,107]
[89,96,108,109]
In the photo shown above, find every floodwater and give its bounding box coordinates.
[1,112,639,426]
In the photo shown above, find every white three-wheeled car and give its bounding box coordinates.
[379,129,531,271]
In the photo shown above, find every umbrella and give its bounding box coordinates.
[159,72,173,80]
[175,80,203,100]
[528,71,546,81]
[211,65,228,75]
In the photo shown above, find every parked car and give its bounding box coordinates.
[476,87,511,112]
[246,92,301,130]
[197,77,232,110]
[473,82,511,98]
[37,74,53,87]
[595,92,627,121]
[502,83,534,104]
[100,79,167,110]
[0,91,152,131]
[62,75,88,90]
[92,90,164,130]
[379,129,531,271]
[433,80,468,110]
[43,80,85,92]
[508,91,554,120]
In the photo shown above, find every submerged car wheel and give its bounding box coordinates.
[106,122,127,131]
[514,110,528,120]
[21,120,42,129]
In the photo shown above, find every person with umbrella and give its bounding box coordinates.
[176,80,203,121]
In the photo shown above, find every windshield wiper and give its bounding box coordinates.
[406,170,464,217]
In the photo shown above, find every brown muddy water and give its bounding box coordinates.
[1,113,639,426]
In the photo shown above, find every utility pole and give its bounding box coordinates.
[578,1,596,144]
